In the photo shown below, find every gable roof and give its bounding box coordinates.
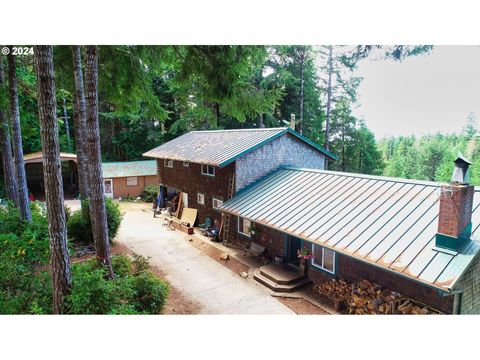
[102,160,157,178]
[24,151,77,164]
[143,127,336,167]
[219,167,480,292]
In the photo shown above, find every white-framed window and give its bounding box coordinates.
[164,159,173,168]
[212,197,223,210]
[201,164,215,177]
[311,244,336,274]
[197,193,205,205]
[238,217,251,237]
[126,176,138,187]
[183,162,189,167]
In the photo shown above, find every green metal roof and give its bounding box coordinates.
[143,127,336,167]
[220,167,480,292]
[102,160,157,178]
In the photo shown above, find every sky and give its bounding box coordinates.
[351,46,480,139]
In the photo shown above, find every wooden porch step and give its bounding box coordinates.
[253,268,311,293]
[259,263,307,285]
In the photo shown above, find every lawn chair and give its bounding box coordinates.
[199,217,213,236]
[206,219,221,241]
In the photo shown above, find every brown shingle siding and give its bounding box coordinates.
[157,159,235,225]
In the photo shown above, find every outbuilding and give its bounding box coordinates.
[101,160,157,199]
[21,152,156,200]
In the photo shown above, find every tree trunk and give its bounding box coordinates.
[62,98,72,152]
[84,45,114,279]
[34,45,72,314]
[299,48,305,135]
[0,57,18,204]
[324,46,334,170]
[7,49,31,222]
[71,46,90,200]
[257,113,264,128]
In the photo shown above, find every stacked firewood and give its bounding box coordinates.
[315,278,440,315]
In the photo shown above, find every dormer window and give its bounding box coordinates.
[201,164,215,177]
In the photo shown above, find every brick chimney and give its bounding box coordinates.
[436,155,474,251]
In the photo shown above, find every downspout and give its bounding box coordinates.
[439,289,463,314]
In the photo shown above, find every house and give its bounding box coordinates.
[219,160,480,314]
[101,160,157,199]
[144,127,480,313]
[21,151,156,200]
[143,127,336,225]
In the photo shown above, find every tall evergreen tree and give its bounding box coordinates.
[0,56,18,204]
[84,45,114,278]
[71,46,89,200]
[7,48,31,222]
[34,45,72,314]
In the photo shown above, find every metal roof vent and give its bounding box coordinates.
[451,154,472,185]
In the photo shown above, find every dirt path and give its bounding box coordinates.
[114,202,294,314]
[112,243,201,314]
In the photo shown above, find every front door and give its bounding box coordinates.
[287,236,302,264]
[104,179,114,198]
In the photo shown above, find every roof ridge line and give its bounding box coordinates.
[189,127,287,133]
[280,166,459,187]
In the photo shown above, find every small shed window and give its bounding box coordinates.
[212,197,223,210]
[238,217,251,237]
[164,159,173,168]
[197,193,205,205]
[183,162,189,167]
[311,244,335,274]
[126,176,138,187]
[201,164,215,177]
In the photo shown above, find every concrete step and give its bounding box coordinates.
[254,268,311,293]
[259,263,306,285]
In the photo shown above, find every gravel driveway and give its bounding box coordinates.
[115,202,294,314]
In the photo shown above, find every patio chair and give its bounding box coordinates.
[206,219,221,241]
[199,217,213,236]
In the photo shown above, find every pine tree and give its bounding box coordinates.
[7,49,31,222]
[71,46,90,200]
[34,45,72,314]
[0,56,18,204]
[84,45,114,278]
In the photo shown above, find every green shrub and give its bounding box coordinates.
[128,272,169,314]
[67,210,90,244]
[0,203,50,264]
[64,255,168,315]
[67,198,123,244]
[132,253,151,273]
[66,263,118,314]
[112,255,133,277]
[141,184,158,203]
[0,205,24,235]
[108,303,141,315]
[0,254,52,314]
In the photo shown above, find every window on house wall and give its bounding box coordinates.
[126,176,138,187]
[164,159,173,168]
[197,193,205,205]
[312,244,335,274]
[212,197,223,210]
[201,164,215,176]
[183,162,189,167]
[238,217,251,237]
